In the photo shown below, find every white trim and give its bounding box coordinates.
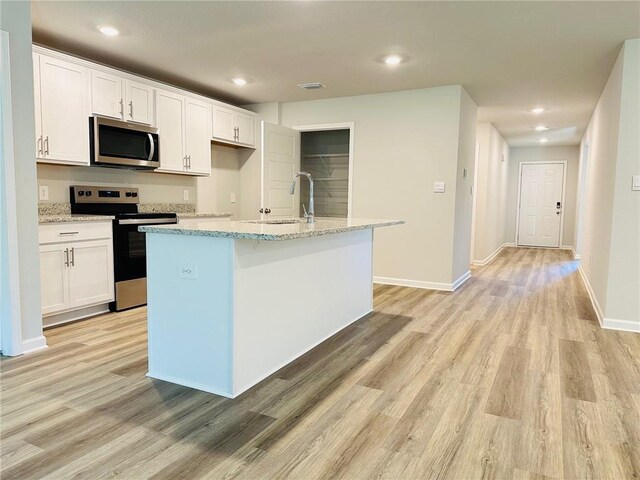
[515,161,567,248]
[374,271,471,292]
[43,303,110,328]
[0,30,23,357]
[21,335,48,355]
[291,122,355,217]
[577,265,604,325]
[504,242,516,247]
[473,243,506,266]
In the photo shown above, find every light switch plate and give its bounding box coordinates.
[230,192,236,204]
[632,175,640,191]
[38,185,49,201]
[178,262,198,280]
[183,189,189,201]
[433,181,446,193]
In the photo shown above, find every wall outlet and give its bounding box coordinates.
[38,185,49,201]
[178,262,198,280]
[183,189,189,201]
[230,192,236,204]
[433,181,446,193]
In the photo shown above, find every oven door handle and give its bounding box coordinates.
[118,218,176,225]
[147,133,155,161]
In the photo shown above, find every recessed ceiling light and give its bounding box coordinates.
[98,26,119,37]
[384,54,403,66]
[232,78,247,86]
[539,138,548,144]
[530,107,546,114]
[534,125,549,131]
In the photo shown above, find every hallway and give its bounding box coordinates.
[1,247,638,479]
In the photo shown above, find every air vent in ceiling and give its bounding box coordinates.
[298,82,325,90]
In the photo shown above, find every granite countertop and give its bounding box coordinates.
[39,214,115,224]
[177,212,232,219]
[139,217,404,241]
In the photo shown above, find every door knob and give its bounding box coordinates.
[265,208,271,214]
[259,208,264,213]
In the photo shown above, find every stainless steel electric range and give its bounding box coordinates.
[70,185,177,311]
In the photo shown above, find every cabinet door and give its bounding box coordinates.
[126,80,154,125]
[38,54,90,165]
[235,112,255,146]
[185,98,211,175]
[91,70,123,119]
[155,89,186,173]
[68,240,114,309]
[212,105,235,142]
[33,53,44,159]
[40,244,69,315]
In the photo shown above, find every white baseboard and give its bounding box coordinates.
[21,335,48,355]
[602,318,640,333]
[473,244,506,266]
[504,242,516,247]
[577,265,639,333]
[374,271,471,292]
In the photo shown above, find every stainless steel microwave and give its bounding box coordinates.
[90,116,159,169]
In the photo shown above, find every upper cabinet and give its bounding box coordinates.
[155,90,211,176]
[34,53,90,166]
[91,71,154,125]
[212,105,256,148]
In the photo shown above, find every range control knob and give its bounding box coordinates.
[78,191,85,196]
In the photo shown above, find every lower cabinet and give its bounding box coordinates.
[39,223,114,317]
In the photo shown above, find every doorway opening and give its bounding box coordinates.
[294,124,354,218]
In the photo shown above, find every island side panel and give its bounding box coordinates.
[232,228,374,396]
[146,232,235,397]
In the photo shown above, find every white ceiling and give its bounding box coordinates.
[31,1,639,147]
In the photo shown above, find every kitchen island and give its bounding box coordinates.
[140,217,403,398]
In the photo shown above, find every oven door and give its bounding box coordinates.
[91,116,159,169]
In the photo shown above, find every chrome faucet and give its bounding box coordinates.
[290,172,315,223]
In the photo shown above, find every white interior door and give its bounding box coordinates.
[517,163,565,247]
[261,122,300,218]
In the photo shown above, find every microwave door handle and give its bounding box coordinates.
[147,133,155,161]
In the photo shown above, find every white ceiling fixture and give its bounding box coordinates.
[534,125,549,131]
[98,26,119,37]
[383,54,403,66]
[298,82,325,90]
[31,2,639,147]
[539,138,549,144]
[530,107,546,114]
[232,78,247,86]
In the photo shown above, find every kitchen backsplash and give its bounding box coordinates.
[39,202,196,215]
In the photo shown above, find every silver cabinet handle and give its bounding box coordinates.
[129,101,133,119]
[44,136,49,155]
[119,98,124,117]
[70,247,75,267]
[188,155,191,169]
[183,155,188,170]
[236,126,239,141]
[37,136,43,155]
[59,231,79,235]
[147,133,155,161]
[64,248,69,267]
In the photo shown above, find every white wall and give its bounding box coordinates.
[472,122,509,263]
[505,146,580,248]
[37,163,196,205]
[249,86,477,288]
[577,38,639,329]
[0,2,44,349]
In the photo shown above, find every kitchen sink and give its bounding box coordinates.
[244,219,301,225]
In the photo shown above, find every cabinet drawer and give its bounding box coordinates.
[39,222,112,245]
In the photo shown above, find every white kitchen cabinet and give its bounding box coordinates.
[156,89,211,176]
[35,53,90,165]
[212,105,256,147]
[91,71,154,125]
[39,223,114,317]
[185,98,211,175]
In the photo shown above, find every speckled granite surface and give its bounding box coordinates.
[177,212,232,219]
[39,214,114,224]
[138,203,196,214]
[38,203,71,216]
[139,218,404,241]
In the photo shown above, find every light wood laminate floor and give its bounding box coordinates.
[1,247,639,479]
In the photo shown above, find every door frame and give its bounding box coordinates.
[291,122,355,217]
[515,160,567,248]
